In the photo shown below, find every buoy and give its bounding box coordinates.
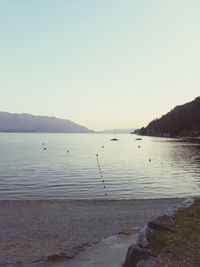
[102,146,104,149]
[43,147,47,150]
[96,153,108,197]
[149,159,151,162]
[67,150,69,153]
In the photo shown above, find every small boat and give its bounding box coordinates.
[110,138,119,141]
[110,130,119,141]
[135,138,142,141]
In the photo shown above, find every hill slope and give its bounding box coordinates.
[136,97,200,137]
[0,112,94,133]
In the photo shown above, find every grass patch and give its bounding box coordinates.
[148,198,200,265]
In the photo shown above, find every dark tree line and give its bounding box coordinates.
[138,97,200,137]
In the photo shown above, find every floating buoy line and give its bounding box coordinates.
[96,152,108,197]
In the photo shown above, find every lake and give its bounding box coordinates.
[0,133,199,200]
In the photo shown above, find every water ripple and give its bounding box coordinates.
[0,133,199,199]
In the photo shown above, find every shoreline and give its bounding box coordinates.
[0,197,184,264]
[0,195,194,202]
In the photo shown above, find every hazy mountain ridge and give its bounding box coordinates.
[0,112,94,133]
[101,128,135,134]
[135,97,200,137]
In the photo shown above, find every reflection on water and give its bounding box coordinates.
[0,133,199,200]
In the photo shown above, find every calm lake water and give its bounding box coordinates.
[0,133,199,200]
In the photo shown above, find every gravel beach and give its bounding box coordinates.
[0,198,183,263]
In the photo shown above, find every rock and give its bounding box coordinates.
[46,252,73,262]
[82,241,93,247]
[181,197,194,208]
[167,198,195,215]
[136,226,149,248]
[119,227,139,235]
[148,215,176,232]
[124,245,155,267]
[46,245,85,262]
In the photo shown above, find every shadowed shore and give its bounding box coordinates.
[0,198,184,264]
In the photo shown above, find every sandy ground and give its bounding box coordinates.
[0,198,183,264]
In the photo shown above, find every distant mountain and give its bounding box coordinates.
[134,97,200,137]
[0,112,94,133]
[101,128,135,134]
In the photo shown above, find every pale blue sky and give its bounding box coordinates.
[0,0,199,130]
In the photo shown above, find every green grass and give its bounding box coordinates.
[148,198,200,265]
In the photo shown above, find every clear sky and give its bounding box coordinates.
[0,0,199,131]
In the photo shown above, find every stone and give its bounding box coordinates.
[148,215,176,232]
[136,226,149,248]
[174,197,195,212]
[46,252,75,262]
[181,197,194,208]
[82,241,93,247]
[46,245,85,262]
[124,245,155,267]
